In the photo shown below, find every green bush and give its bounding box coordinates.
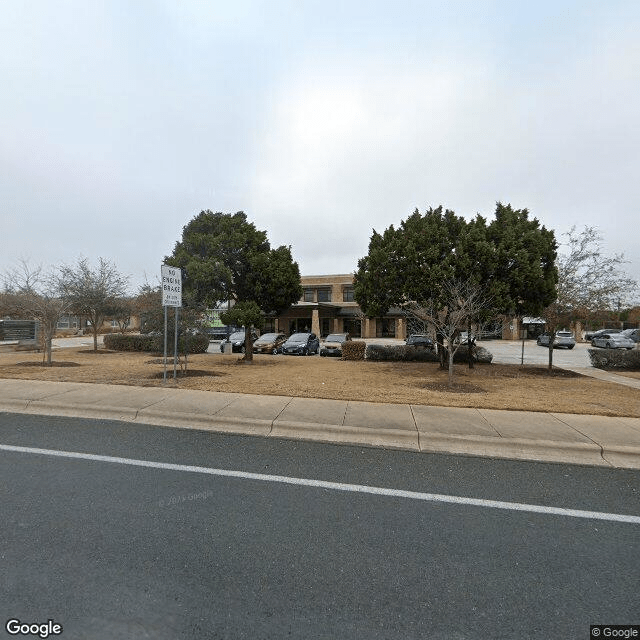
[178,332,210,354]
[453,345,493,364]
[104,333,161,352]
[588,348,640,370]
[365,344,438,362]
[342,340,366,361]
[364,343,493,363]
[103,332,209,354]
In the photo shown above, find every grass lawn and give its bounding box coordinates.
[1,346,639,417]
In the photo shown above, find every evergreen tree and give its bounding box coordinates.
[166,211,302,361]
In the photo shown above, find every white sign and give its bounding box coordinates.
[161,265,182,307]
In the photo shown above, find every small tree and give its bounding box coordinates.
[110,297,135,333]
[133,283,162,333]
[220,301,264,362]
[57,258,129,352]
[2,260,71,366]
[543,227,638,369]
[404,278,495,385]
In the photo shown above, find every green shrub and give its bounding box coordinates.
[103,332,209,354]
[365,344,438,362]
[178,332,210,354]
[342,340,366,361]
[364,343,493,363]
[453,345,493,364]
[588,348,640,370]
[104,333,161,352]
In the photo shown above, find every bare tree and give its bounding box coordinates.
[110,297,135,333]
[2,260,71,366]
[403,278,495,386]
[543,227,638,369]
[57,258,129,351]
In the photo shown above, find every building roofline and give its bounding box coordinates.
[301,273,355,278]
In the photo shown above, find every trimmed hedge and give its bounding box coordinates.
[588,348,640,370]
[104,332,210,354]
[365,344,438,362]
[453,345,493,364]
[342,340,366,361]
[104,333,161,352]
[364,343,493,363]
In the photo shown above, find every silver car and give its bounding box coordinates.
[621,328,640,343]
[591,333,635,350]
[536,331,576,349]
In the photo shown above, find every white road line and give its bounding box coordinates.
[2,443,639,524]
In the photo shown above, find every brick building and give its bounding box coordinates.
[271,274,409,340]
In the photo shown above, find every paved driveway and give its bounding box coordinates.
[478,339,594,367]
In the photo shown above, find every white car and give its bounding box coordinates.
[536,331,576,349]
[591,333,635,350]
[621,328,640,343]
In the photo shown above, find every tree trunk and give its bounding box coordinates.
[448,347,455,386]
[467,320,474,369]
[437,331,446,369]
[242,325,254,362]
[548,341,553,370]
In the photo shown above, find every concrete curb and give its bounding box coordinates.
[417,432,608,467]
[271,420,421,450]
[3,397,640,469]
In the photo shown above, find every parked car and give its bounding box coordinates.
[584,328,621,341]
[204,325,241,340]
[252,332,287,354]
[405,334,434,349]
[536,331,576,349]
[281,332,320,355]
[621,328,640,343]
[219,330,259,353]
[320,333,351,357]
[591,333,635,350]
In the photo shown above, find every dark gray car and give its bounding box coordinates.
[281,332,320,355]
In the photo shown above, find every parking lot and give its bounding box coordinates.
[208,337,597,368]
[476,339,595,367]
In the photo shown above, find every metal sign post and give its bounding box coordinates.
[161,265,183,382]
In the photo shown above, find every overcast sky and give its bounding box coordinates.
[1,1,639,299]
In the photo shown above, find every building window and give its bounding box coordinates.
[57,317,78,330]
[304,289,314,302]
[317,289,331,302]
[377,318,396,337]
[343,288,355,302]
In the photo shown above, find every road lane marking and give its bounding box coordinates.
[2,443,639,524]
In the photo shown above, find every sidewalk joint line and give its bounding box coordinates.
[475,409,503,438]
[270,397,294,435]
[409,405,421,450]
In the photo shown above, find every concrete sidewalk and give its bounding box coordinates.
[1,379,639,469]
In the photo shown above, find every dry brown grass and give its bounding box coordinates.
[616,371,640,381]
[1,346,639,417]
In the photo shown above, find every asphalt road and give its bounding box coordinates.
[2,413,639,639]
